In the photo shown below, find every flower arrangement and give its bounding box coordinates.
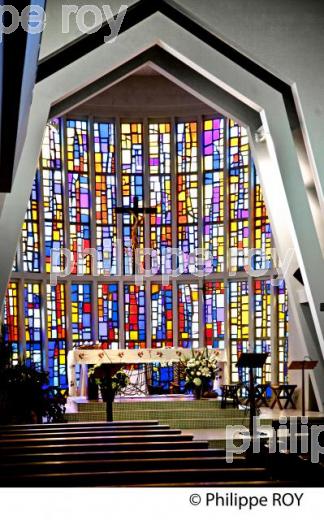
[88,364,130,421]
[181,349,221,398]
[88,365,130,398]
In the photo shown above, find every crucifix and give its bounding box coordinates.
[115,196,157,273]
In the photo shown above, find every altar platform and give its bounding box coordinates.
[65,395,251,430]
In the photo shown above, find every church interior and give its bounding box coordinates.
[1,0,324,489]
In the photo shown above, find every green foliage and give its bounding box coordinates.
[89,364,130,402]
[0,325,66,424]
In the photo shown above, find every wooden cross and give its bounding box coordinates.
[115,196,157,272]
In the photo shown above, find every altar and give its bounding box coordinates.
[67,348,227,397]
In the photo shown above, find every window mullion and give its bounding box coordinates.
[18,277,26,363]
[271,281,279,385]
[115,117,125,349]
[62,116,73,350]
[171,117,178,348]
[88,116,99,342]
[224,118,231,379]
[143,116,151,349]
[197,115,204,349]
[248,144,255,353]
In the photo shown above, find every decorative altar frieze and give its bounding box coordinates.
[67,348,227,397]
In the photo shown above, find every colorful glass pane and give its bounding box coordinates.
[177,121,198,173]
[253,164,272,270]
[151,364,174,392]
[43,169,65,273]
[97,283,119,348]
[254,279,271,383]
[46,284,67,387]
[3,281,19,363]
[94,122,117,275]
[121,123,144,274]
[228,120,249,272]
[71,284,92,343]
[204,281,225,349]
[66,120,91,275]
[24,283,42,370]
[229,280,249,382]
[203,118,225,272]
[177,122,198,274]
[12,254,18,272]
[151,284,173,348]
[42,119,65,273]
[178,283,199,348]
[42,118,62,170]
[22,172,40,272]
[278,279,289,383]
[149,123,172,274]
[124,284,146,349]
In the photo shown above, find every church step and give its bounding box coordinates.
[0,426,175,439]
[0,456,256,475]
[75,405,243,417]
[0,420,160,431]
[0,466,271,486]
[0,448,226,463]
[138,481,277,487]
[64,412,249,429]
[0,432,194,447]
[77,400,224,411]
[0,440,209,453]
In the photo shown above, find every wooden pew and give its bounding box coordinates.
[0,432,194,448]
[0,466,271,487]
[0,427,176,439]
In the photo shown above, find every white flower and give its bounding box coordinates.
[193,377,202,386]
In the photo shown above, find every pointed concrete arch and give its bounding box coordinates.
[1,11,323,407]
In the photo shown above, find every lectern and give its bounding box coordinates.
[237,353,268,437]
[288,359,318,416]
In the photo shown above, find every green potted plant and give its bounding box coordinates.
[89,364,129,421]
[0,323,66,424]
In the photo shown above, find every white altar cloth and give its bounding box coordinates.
[68,348,227,397]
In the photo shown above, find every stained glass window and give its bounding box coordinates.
[229,280,249,382]
[3,282,19,364]
[24,282,42,370]
[42,118,62,170]
[93,122,117,275]
[66,120,91,275]
[46,283,67,387]
[278,279,289,383]
[12,254,18,272]
[151,284,173,348]
[149,123,172,274]
[253,164,272,270]
[71,284,92,343]
[124,284,146,349]
[177,122,198,274]
[204,281,225,349]
[254,279,271,383]
[228,120,249,272]
[42,119,65,273]
[97,283,119,348]
[203,118,225,272]
[4,115,289,390]
[121,123,144,275]
[21,172,40,272]
[178,283,199,348]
